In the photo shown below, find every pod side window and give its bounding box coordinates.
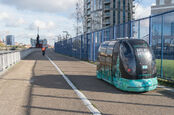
[97,42,109,72]
[106,41,116,64]
[112,42,119,77]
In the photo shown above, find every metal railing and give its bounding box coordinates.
[0,48,37,74]
[55,10,174,82]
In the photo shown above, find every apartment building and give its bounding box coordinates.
[6,35,15,46]
[151,0,174,15]
[84,0,134,33]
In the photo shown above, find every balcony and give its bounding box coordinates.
[104,20,110,25]
[104,5,110,11]
[87,0,90,4]
[87,6,91,9]
[104,12,110,17]
[87,18,91,22]
[87,23,91,27]
[87,4,91,9]
[87,11,91,16]
[104,0,110,4]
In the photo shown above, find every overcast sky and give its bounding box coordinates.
[0,0,155,45]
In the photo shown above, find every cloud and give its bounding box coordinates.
[18,18,25,25]
[0,0,77,13]
[28,20,55,30]
[0,12,9,20]
[0,1,77,45]
[134,3,151,19]
[5,17,25,27]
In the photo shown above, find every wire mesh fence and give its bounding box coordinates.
[55,10,174,82]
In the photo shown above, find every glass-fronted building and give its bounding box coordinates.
[6,35,15,46]
[84,0,134,33]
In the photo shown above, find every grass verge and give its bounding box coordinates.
[158,78,174,88]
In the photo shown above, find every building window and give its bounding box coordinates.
[99,0,102,9]
[91,0,93,11]
[94,0,96,10]
[171,22,174,35]
[117,0,120,24]
[159,0,164,5]
[87,4,90,9]
[123,0,126,23]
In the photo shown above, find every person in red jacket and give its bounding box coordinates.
[41,47,46,56]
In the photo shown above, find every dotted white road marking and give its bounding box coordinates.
[46,55,101,115]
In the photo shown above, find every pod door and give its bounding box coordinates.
[119,41,136,79]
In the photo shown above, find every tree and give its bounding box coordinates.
[0,42,5,47]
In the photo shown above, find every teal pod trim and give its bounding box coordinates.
[113,77,158,92]
[97,71,158,92]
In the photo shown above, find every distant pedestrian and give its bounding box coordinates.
[42,47,46,56]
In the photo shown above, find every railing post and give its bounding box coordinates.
[149,16,152,46]
[2,54,4,70]
[0,54,2,71]
[86,34,89,60]
[138,20,140,39]
[80,35,82,59]
[101,29,104,42]
[113,25,116,39]
[71,38,72,57]
[161,15,164,79]
[130,21,132,38]
[89,33,92,61]
[93,32,96,62]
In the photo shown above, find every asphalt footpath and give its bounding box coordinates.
[0,50,91,115]
[47,49,174,115]
[0,49,174,115]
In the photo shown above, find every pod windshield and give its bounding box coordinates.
[120,40,156,79]
[129,40,156,78]
[130,40,155,64]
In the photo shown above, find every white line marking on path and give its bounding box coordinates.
[46,55,101,115]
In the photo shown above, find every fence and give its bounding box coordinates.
[0,48,37,74]
[55,10,174,82]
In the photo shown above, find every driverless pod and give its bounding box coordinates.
[97,38,158,92]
